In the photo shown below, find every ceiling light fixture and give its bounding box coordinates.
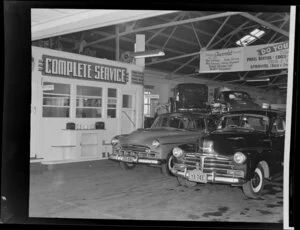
[236,28,265,46]
[246,78,270,82]
[130,49,165,59]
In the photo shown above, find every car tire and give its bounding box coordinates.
[177,176,197,187]
[119,162,136,170]
[242,164,265,199]
[161,153,175,176]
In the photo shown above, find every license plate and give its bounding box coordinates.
[122,156,134,162]
[188,169,207,183]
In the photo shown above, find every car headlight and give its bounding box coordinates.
[203,140,214,153]
[233,152,247,164]
[111,137,119,145]
[172,147,184,158]
[152,139,160,148]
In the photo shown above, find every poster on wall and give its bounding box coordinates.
[199,41,288,73]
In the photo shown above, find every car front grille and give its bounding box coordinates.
[114,144,157,158]
[178,153,237,176]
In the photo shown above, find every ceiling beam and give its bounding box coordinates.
[85,12,242,47]
[146,51,200,66]
[165,56,199,79]
[257,82,287,88]
[240,12,289,37]
[206,16,231,48]
[268,18,289,43]
[147,14,238,48]
[92,30,198,69]
[188,15,202,48]
[209,13,263,49]
[145,14,183,44]
[206,73,224,83]
[161,25,179,49]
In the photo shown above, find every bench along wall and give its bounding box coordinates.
[31,46,144,164]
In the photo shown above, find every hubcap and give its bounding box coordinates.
[252,172,261,188]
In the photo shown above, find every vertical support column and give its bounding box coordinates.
[115,25,119,61]
[135,34,145,68]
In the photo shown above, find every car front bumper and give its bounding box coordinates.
[171,167,245,184]
[108,154,164,165]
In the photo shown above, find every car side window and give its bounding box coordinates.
[219,93,225,102]
[206,118,216,131]
[195,118,205,130]
[271,117,285,133]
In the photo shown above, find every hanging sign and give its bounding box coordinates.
[39,55,129,84]
[199,41,289,73]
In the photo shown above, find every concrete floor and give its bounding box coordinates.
[29,160,283,222]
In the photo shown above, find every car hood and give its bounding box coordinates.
[205,128,268,156]
[118,128,204,146]
[229,99,261,110]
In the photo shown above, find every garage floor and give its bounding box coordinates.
[29,160,283,222]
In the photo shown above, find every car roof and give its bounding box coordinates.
[221,90,249,94]
[159,112,209,118]
[222,109,285,118]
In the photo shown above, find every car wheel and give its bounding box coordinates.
[119,162,136,170]
[161,153,175,176]
[242,164,265,199]
[177,176,197,187]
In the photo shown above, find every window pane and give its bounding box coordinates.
[43,107,69,117]
[77,86,102,97]
[76,85,102,118]
[42,82,70,117]
[107,109,116,118]
[108,88,117,97]
[123,95,132,108]
[76,98,102,107]
[43,82,70,94]
[43,95,70,106]
[76,108,102,118]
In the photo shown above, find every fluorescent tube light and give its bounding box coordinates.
[131,49,165,58]
[246,78,270,82]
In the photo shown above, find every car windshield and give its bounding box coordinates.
[151,115,199,130]
[182,87,208,102]
[228,92,251,101]
[217,114,269,132]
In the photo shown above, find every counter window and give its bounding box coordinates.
[76,86,102,118]
[42,82,70,117]
[107,88,117,118]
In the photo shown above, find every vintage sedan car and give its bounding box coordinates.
[211,91,261,114]
[109,112,217,176]
[171,109,285,198]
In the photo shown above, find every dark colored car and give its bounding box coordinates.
[169,83,210,113]
[109,112,217,176]
[211,91,261,114]
[171,109,285,198]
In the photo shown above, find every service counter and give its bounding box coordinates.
[31,47,144,164]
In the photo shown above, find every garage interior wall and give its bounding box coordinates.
[144,69,285,108]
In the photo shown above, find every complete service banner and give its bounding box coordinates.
[199,41,288,73]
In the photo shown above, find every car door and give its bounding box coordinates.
[270,116,285,174]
